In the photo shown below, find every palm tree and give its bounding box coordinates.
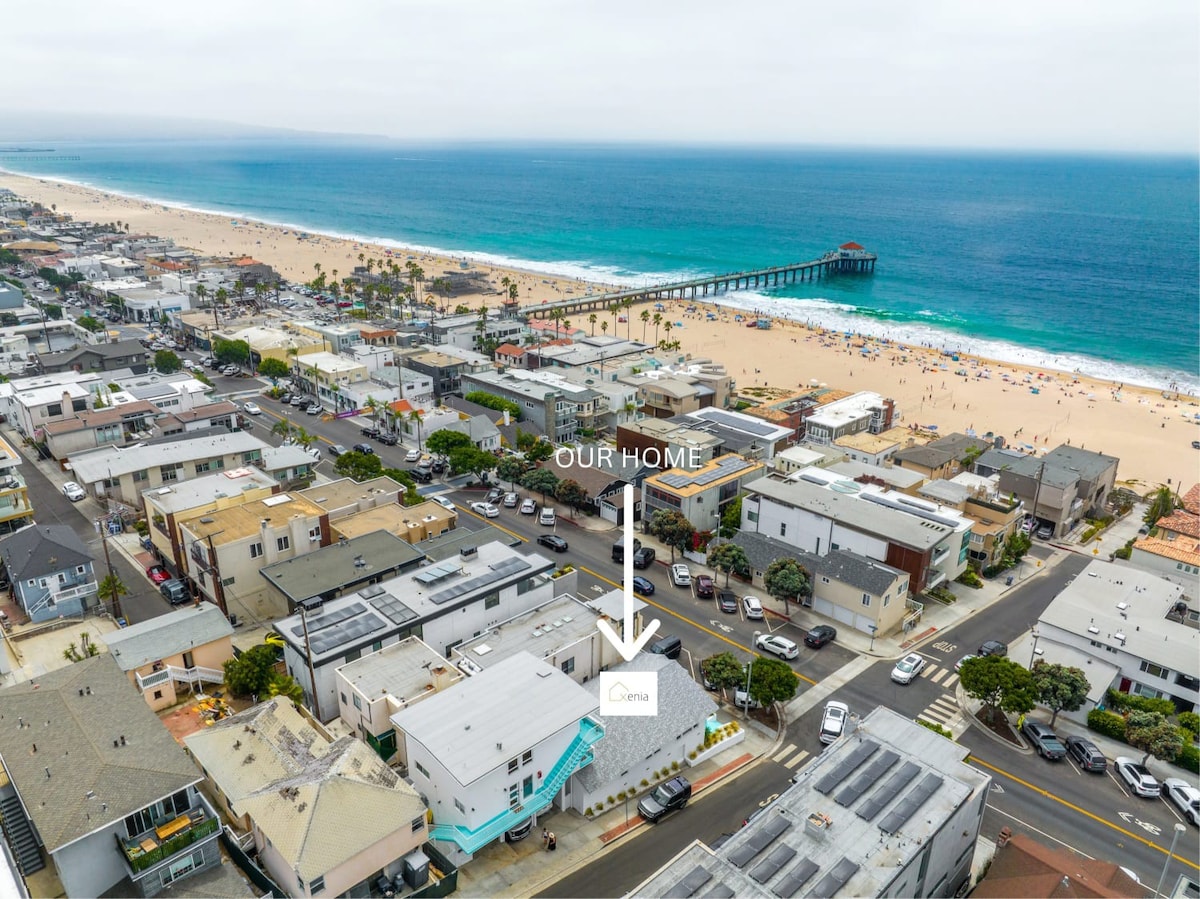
[364,396,380,427]
[195,283,207,304]
[622,298,635,338]
[549,308,564,340]
[652,312,663,346]
[609,302,620,333]
[662,321,673,348]
[409,409,424,451]
[640,308,651,342]
[601,320,609,335]
[588,313,597,336]
[271,418,293,440]
[406,262,424,307]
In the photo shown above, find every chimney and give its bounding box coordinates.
[430,664,455,691]
[503,409,511,427]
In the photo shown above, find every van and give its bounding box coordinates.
[160,579,189,605]
[612,536,642,563]
[538,507,556,526]
[648,634,682,660]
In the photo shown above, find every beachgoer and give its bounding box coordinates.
[542,828,548,848]
[548,832,557,851]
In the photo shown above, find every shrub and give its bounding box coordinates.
[1177,741,1200,774]
[617,791,627,801]
[688,751,697,760]
[956,569,984,589]
[1113,545,1132,560]
[671,760,680,771]
[1087,708,1128,741]
[1178,711,1199,740]
[584,807,594,817]
[1104,689,1174,717]
[916,718,953,739]
[640,778,649,787]
[1080,526,1099,543]
[606,795,615,805]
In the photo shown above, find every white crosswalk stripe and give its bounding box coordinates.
[941,673,959,689]
[928,667,947,684]
[784,751,810,770]
[773,744,798,763]
[771,744,811,770]
[918,694,960,726]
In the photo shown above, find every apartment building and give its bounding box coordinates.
[0,435,33,536]
[292,351,369,413]
[42,399,160,459]
[918,473,1024,571]
[802,391,897,446]
[0,525,97,623]
[643,454,765,532]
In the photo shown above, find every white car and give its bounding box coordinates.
[755,633,799,660]
[890,653,927,684]
[243,401,261,415]
[820,700,850,745]
[470,502,500,518]
[62,481,86,502]
[1114,757,1159,798]
[670,564,691,587]
[538,507,556,526]
[405,449,422,463]
[431,496,456,511]
[742,595,764,620]
[1161,777,1200,826]
[520,498,537,515]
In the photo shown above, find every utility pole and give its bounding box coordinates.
[203,532,229,619]
[299,601,321,721]
[96,517,123,623]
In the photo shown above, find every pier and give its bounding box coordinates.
[519,242,876,319]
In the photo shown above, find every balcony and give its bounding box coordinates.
[118,800,220,878]
[135,664,225,692]
[49,581,98,604]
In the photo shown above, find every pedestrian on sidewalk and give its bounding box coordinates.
[1017,713,1026,731]
[548,832,557,852]
[542,828,548,849]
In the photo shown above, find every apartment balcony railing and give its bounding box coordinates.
[118,802,220,876]
[135,664,225,692]
[931,545,950,566]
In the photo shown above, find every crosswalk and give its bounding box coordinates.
[772,744,812,770]
[917,662,959,689]
[917,693,960,729]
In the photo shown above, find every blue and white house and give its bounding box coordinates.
[0,525,98,623]
[391,651,603,863]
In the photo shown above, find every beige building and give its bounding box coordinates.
[0,434,33,536]
[833,429,904,466]
[218,324,323,367]
[919,474,1025,571]
[299,476,409,520]
[103,604,234,712]
[642,454,765,532]
[293,351,369,413]
[333,500,457,543]
[185,698,430,899]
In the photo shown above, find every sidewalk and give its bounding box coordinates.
[456,717,780,898]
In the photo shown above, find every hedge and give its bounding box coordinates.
[1104,689,1174,718]
[1178,742,1199,774]
[1179,711,1200,740]
[1087,709,1128,741]
[916,718,953,740]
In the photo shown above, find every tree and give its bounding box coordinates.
[426,429,473,458]
[381,468,423,506]
[1143,486,1176,526]
[640,308,651,342]
[76,314,104,333]
[763,557,812,614]
[748,656,800,707]
[719,495,743,539]
[1030,661,1089,726]
[1125,710,1184,767]
[497,455,527,489]
[271,418,293,440]
[464,391,522,420]
[222,644,280,698]
[154,350,182,374]
[448,446,498,480]
[708,542,750,586]
[42,303,63,320]
[522,468,560,504]
[333,450,383,481]
[408,410,424,451]
[257,357,289,382]
[265,672,306,705]
[97,572,127,614]
[525,438,553,464]
[555,478,589,517]
[212,337,250,367]
[1005,529,1032,561]
[647,509,696,563]
[702,652,748,691]
[958,655,1036,725]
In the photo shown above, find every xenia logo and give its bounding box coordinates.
[599,671,658,717]
[554,446,702,470]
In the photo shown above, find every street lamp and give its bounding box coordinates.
[868,624,878,653]
[1028,626,1041,669]
[742,631,760,714]
[1154,822,1185,899]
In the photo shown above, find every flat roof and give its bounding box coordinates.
[261,530,425,605]
[299,476,406,513]
[834,430,901,453]
[391,652,599,785]
[336,636,462,703]
[645,455,763,497]
[179,492,326,542]
[68,430,267,483]
[141,467,278,513]
[805,391,888,429]
[294,351,364,373]
[827,460,926,489]
[454,596,600,674]
[333,502,455,540]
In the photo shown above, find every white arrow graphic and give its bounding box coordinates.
[597,484,661,661]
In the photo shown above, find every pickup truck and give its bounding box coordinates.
[1021,720,1066,760]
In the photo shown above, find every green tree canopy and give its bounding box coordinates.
[748,656,800,707]
[648,509,696,563]
[1030,661,1089,726]
[719,495,743,539]
[464,390,522,421]
[763,557,812,613]
[381,468,423,506]
[265,672,305,705]
[554,478,589,517]
[426,429,473,457]
[333,450,383,481]
[154,349,182,373]
[42,302,63,320]
[497,455,528,489]
[448,445,498,480]
[222,644,280,698]
[257,357,289,381]
[959,655,1036,724]
[212,337,251,366]
[708,542,750,586]
[702,652,748,691]
[1005,529,1032,561]
[1125,710,1184,766]
[521,467,559,503]
[97,572,127,612]
[1143,486,1176,526]
[76,314,104,333]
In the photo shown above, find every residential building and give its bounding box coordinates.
[108,371,214,415]
[891,432,991,481]
[523,317,587,343]
[0,379,92,439]
[143,467,280,580]
[215,324,322,367]
[156,399,240,437]
[426,310,524,351]
[272,541,559,721]
[42,399,160,459]
[1036,559,1197,714]
[832,429,905,466]
[397,349,472,400]
[739,387,829,442]
[732,531,911,636]
[292,350,369,413]
[542,453,656,523]
[771,443,843,474]
[36,338,149,375]
[1129,483,1200,586]
[974,829,1142,899]
[335,378,402,417]
[741,468,973,594]
[176,491,332,621]
[632,707,990,899]
[429,409,502,451]
[101,284,193,324]
[460,367,601,443]
[0,435,33,536]
[643,454,766,532]
[104,604,233,711]
[333,500,458,543]
[292,320,364,355]
[0,525,97,623]
[259,444,318,487]
[0,655,217,899]
[299,475,409,519]
[526,334,657,371]
[391,651,603,861]
[827,458,926,495]
[574,653,716,814]
[918,473,1024,571]
[336,637,465,762]
[667,407,794,462]
[185,698,431,899]
[802,391,897,446]
[616,418,723,472]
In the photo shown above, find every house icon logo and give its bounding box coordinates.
[600,672,658,717]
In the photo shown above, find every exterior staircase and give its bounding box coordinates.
[429,716,604,854]
[0,793,45,875]
[136,664,225,692]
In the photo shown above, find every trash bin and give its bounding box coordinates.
[1005,576,1014,586]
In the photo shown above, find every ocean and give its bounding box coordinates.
[5,141,1197,391]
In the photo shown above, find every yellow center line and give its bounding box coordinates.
[578,566,817,685]
[968,756,1199,871]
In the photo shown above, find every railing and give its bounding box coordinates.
[135,664,225,692]
[120,811,220,875]
[428,716,604,853]
[51,581,98,603]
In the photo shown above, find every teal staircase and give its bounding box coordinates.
[429,717,604,853]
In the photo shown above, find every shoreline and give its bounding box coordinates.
[2,170,1195,486]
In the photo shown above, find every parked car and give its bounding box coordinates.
[804,625,837,648]
[377,432,398,446]
[160,579,189,605]
[502,492,519,508]
[954,654,977,672]
[431,496,456,511]
[978,640,1008,657]
[411,467,432,483]
[243,402,261,415]
[430,458,447,474]
[694,575,715,599]
[1064,736,1107,772]
[819,700,849,744]
[278,392,293,404]
[360,426,380,439]
[538,507,556,526]
[146,565,171,585]
[716,590,738,614]
[1115,757,1159,798]
[632,546,656,569]
[486,487,505,504]
[470,502,500,518]
[630,575,655,595]
[670,564,691,587]
[637,776,691,823]
[733,688,760,710]
[327,444,347,457]
[890,653,927,684]
[519,498,537,515]
[289,395,305,406]
[755,633,799,660]
[536,534,569,553]
[504,817,534,842]
[351,443,375,455]
[1161,778,1200,826]
[62,481,86,502]
[1021,720,1066,760]
[405,449,422,463]
[1036,524,1054,539]
[742,595,764,620]
[305,402,321,415]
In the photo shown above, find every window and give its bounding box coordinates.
[779,523,787,537]
[411,816,425,833]
[414,760,429,778]
[352,694,362,710]
[72,398,88,412]
[276,535,290,551]
[46,403,62,417]
[821,576,830,584]
[560,658,575,675]
[340,692,347,705]
[454,798,465,814]
[160,463,182,482]
[509,784,520,809]
[221,576,235,586]
[132,469,149,482]
[522,749,533,766]
[372,641,382,652]
[861,593,871,607]
[523,775,533,797]
[507,757,519,774]
[883,593,890,607]
[76,565,86,574]
[250,542,263,559]
[484,592,500,610]
[1139,660,1168,679]
[308,526,321,541]
[746,509,758,523]
[309,876,325,895]
[153,690,163,700]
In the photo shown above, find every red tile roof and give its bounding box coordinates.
[388,400,414,414]
[495,343,525,356]
[974,832,1140,899]
[1156,509,1200,539]
[839,241,865,251]
[1180,483,1200,515]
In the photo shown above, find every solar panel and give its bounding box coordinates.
[664,866,712,898]
[701,885,735,899]
[308,613,385,655]
[728,814,790,868]
[835,749,900,807]
[369,593,419,625]
[879,772,944,835]
[815,741,879,794]
[857,761,920,821]
[773,858,819,897]
[750,845,796,884]
[358,584,385,599]
[414,561,462,585]
[290,602,363,639]
[812,857,860,898]
[427,558,532,605]
[695,409,777,437]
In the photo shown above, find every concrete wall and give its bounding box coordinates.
[52,819,129,899]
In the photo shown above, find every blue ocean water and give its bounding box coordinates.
[5,141,1197,390]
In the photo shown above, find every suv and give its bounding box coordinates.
[670,564,691,587]
[694,575,715,599]
[637,776,691,823]
[612,536,641,563]
[632,546,656,569]
[820,701,849,744]
[1021,720,1066,760]
[1161,778,1200,826]
[1064,736,1107,772]
[160,579,189,605]
[978,640,1008,657]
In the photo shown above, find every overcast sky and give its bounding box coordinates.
[6,0,1197,153]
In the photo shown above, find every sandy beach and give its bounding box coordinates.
[4,171,1195,488]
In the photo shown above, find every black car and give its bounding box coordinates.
[1021,720,1066,760]
[278,392,292,403]
[804,625,837,648]
[632,546,656,569]
[716,590,738,614]
[327,444,348,458]
[377,432,398,446]
[978,640,1008,657]
[360,426,380,439]
[351,443,375,455]
[537,534,569,553]
[430,459,447,474]
[1064,735,1107,772]
[638,776,691,823]
[486,487,505,504]
[411,467,433,483]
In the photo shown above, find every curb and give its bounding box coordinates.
[956,683,1032,754]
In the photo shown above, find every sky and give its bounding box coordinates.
[5,0,1198,153]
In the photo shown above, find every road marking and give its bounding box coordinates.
[918,695,960,725]
[969,756,1200,871]
[773,744,797,762]
[941,672,959,689]
[928,667,947,684]
[784,751,810,770]
[990,783,1005,794]
[989,806,1094,859]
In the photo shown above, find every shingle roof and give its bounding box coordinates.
[104,603,233,671]
[0,524,92,582]
[0,655,200,852]
[974,832,1140,898]
[1041,444,1120,481]
[731,531,906,596]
